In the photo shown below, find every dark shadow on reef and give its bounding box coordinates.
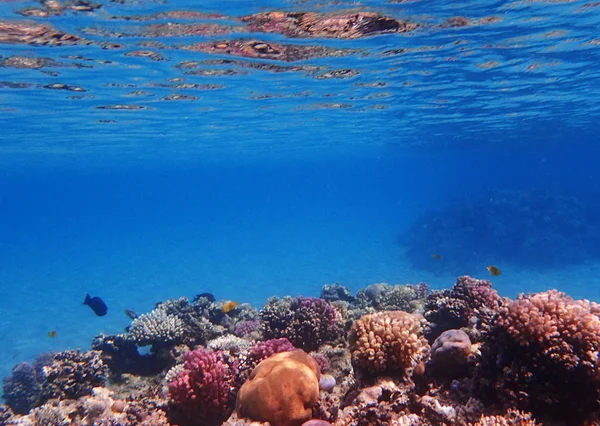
[400,188,600,273]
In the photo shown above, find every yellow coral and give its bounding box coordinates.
[348,311,429,375]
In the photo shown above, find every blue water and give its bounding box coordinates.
[1,0,600,384]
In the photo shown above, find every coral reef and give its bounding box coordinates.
[236,350,320,426]
[477,290,600,424]
[354,282,429,314]
[320,283,355,303]
[129,306,187,347]
[429,329,472,377]
[260,297,343,351]
[167,348,235,426]
[3,277,600,426]
[403,188,600,271]
[424,275,501,342]
[39,350,107,403]
[2,361,43,415]
[348,311,429,377]
[2,350,106,415]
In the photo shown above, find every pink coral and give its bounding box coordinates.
[167,348,234,426]
[248,338,296,366]
[477,290,600,423]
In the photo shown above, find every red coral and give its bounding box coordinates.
[167,348,233,426]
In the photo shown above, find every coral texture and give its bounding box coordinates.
[424,275,501,342]
[236,349,320,426]
[472,409,538,425]
[129,307,186,347]
[429,329,472,376]
[261,297,343,351]
[39,350,108,404]
[2,362,43,414]
[478,290,600,423]
[348,311,429,376]
[167,348,234,426]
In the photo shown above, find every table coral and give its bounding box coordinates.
[167,348,235,426]
[236,349,320,426]
[348,311,429,377]
[477,290,600,423]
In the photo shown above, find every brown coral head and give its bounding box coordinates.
[349,311,429,376]
[236,349,321,426]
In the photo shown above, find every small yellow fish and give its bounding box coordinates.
[48,330,57,338]
[222,301,239,313]
[487,265,501,276]
[431,253,442,260]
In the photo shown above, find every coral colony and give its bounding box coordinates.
[3,277,600,425]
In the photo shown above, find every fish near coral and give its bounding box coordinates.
[83,294,108,316]
[236,349,321,426]
[222,300,239,313]
[486,265,501,276]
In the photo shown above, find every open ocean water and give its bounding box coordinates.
[1,0,600,396]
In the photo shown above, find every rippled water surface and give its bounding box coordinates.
[2,0,600,157]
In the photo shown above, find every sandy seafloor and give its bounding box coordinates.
[1,147,600,384]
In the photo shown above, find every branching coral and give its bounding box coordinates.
[477,290,600,423]
[2,362,42,414]
[129,307,186,347]
[348,311,429,376]
[424,276,501,342]
[260,297,343,351]
[472,409,538,426]
[39,350,107,404]
[167,348,235,426]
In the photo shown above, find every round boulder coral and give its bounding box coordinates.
[429,329,471,377]
[348,311,429,376]
[236,349,320,426]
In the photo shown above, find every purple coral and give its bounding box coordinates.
[477,290,600,424]
[424,276,501,342]
[2,362,42,414]
[260,297,343,351]
[167,348,234,426]
[234,320,261,337]
[39,350,107,403]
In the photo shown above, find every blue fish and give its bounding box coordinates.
[83,294,108,316]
